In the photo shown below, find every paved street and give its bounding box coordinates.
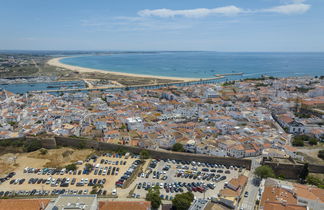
[239,158,261,210]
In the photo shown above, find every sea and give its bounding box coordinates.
[61,52,324,79]
[1,52,324,94]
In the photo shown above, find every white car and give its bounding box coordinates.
[112,189,117,196]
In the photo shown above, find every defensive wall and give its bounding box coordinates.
[6,136,324,174]
[262,157,324,179]
[55,137,252,170]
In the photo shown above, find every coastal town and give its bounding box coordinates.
[1,76,323,158]
[1,73,324,209]
[2,0,324,208]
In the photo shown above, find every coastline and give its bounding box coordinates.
[47,57,202,82]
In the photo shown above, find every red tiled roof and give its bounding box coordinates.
[0,199,50,210]
[99,201,151,210]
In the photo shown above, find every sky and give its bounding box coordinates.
[0,0,323,51]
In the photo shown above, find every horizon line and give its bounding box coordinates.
[1,49,324,53]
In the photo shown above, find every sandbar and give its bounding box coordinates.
[47,57,202,82]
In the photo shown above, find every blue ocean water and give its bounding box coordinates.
[61,52,324,79]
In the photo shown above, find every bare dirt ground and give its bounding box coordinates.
[0,148,94,176]
[297,146,324,165]
[27,148,94,168]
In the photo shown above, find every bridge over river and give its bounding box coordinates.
[30,77,225,94]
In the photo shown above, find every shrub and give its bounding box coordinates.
[65,163,77,171]
[306,175,323,187]
[85,163,94,171]
[292,138,304,147]
[115,148,127,155]
[39,148,48,155]
[140,150,150,160]
[318,150,324,160]
[172,143,184,152]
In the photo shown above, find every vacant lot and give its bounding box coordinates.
[0,148,94,177]
[297,147,324,165]
[27,148,94,168]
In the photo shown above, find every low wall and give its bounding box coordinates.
[56,137,252,169]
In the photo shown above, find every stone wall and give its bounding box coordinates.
[55,138,252,169]
[5,136,324,175]
[55,137,99,149]
[263,161,304,179]
[25,137,57,149]
[309,164,324,174]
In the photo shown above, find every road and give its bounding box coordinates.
[239,158,261,210]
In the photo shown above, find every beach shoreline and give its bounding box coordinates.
[47,57,202,82]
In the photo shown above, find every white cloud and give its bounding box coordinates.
[138,6,244,18]
[137,2,311,18]
[262,3,311,14]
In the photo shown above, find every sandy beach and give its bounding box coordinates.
[47,57,200,82]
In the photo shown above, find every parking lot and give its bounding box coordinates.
[0,153,140,197]
[129,159,246,201]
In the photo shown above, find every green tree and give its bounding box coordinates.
[140,150,150,160]
[85,163,94,171]
[299,163,309,182]
[292,138,304,147]
[318,150,324,160]
[115,148,127,155]
[254,166,275,179]
[24,139,42,152]
[146,186,161,209]
[172,143,184,152]
[65,163,77,171]
[172,192,194,210]
[309,138,318,145]
[293,135,310,142]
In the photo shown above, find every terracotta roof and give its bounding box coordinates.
[263,202,307,210]
[278,115,294,124]
[260,186,297,208]
[99,201,151,210]
[219,188,240,197]
[0,199,50,210]
[228,175,248,190]
[293,183,324,203]
[284,145,297,152]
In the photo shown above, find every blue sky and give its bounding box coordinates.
[0,0,323,51]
